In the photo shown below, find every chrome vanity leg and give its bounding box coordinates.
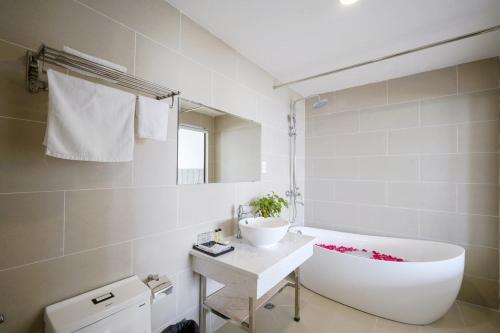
[199,275,207,333]
[248,297,256,333]
[294,268,300,322]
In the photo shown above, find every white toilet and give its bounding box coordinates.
[44,276,151,333]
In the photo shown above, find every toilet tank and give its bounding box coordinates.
[45,276,151,333]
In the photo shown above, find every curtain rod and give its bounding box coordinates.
[274,24,500,89]
[26,44,180,103]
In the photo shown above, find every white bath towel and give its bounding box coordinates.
[44,69,136,162]
[136,95,170,141]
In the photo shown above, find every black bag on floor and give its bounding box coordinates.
[162,319,199,333]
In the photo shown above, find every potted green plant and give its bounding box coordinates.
[249,192,289,218]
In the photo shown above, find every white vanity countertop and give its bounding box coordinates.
[190,232,316,278]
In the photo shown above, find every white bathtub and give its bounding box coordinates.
[293,227,465,325]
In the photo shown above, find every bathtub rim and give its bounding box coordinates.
[292,226,465,264]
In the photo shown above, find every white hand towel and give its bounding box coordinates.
[44,69,136,162]
[136,95,170,141]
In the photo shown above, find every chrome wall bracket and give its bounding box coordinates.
[26,51,47,94]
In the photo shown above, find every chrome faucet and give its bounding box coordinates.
[237,205,253,239]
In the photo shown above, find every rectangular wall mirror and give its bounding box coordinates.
[177,98,261,185]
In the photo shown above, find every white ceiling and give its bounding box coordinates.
[168,0,500,96]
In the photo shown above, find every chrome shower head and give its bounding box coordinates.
[313,98,328,109]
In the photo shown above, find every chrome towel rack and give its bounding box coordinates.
[26,44,180,103]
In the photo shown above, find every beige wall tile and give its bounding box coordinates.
[0,118,133,193]
[257,96,288,131]
[359,156,418,181]
[306,179,334,201]
[359,206,419,237]
[459,275,499,309]
[360,102,419,131]
[134,139,177,187]
[458,58,500,94]
[0,192,63,270]
[176,269,199,316]
[0,243,131,333]
[261,154,288,182]
[465,245,499,280]
[181,15,238,79]
[312,157,359,179]
[178,56,212,106]
[458,184,499,216]
[421,153,498,183]
[132,226,198,279]
[421,90,500,126]
[458,121,500,153]
[212,72,257,121]
[135,34,181,91]
[313,201,359,227]
[388,66,457,103]
[65,187,178,254]
[420,212,498,248]
[388,182,456,211]
[388,125,457,154]
[0,0,135,71]
[178,183,235,227]
[334,132,387,156]
[236,56,274,97]
[151,274,178,331]
[0,40,48,121]
[306,136,336,158]
[334,82,387,112]
[80,0,180,50]
[334,181,386,205]
[310,111,359,136]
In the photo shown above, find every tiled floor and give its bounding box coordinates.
[216,286,500,333]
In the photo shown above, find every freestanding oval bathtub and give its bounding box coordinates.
[293,227,465,325]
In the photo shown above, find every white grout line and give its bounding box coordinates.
[133,32,137,76]
[0,115,46,124]
[0,37,34,51]
[62,191,66,256]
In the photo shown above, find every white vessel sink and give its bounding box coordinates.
[239,217,290,247]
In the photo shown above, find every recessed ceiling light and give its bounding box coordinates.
[340,0,359,5]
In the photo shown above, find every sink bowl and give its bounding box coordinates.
[239,217,290,247]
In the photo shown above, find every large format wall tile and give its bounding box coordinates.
[0,192,64,270]
[465,245,499,280]
[458,121,500,152]
[181,15,238,80]
[0,0,135,71]
[420,212,499,248]
[388,66,457,103]
[212,72,257,121]
[0,243,131,333]
[388,125,457,154]
[359,102,419,131]
[312,157,359,179]
[420,153,498,184]
[421,90,500,126]
[359,206,419,237]
[458,184,499,216]
[333,181,386,205]
[134,139,178,187]
[458,58,500,94]
[459,275,499,309]
[80,0,181,50]
[0,118,133,193]
[309,111,359,135]
[178,183,235,227]
[333,82,387,112]
[65,187,178,254]
[359,156,418,181]
[0,40,48,121]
